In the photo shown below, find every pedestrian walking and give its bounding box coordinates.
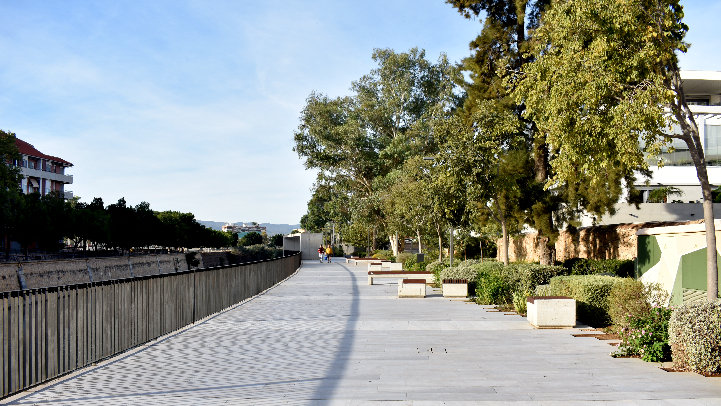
[325,245,333,263]
[318,245,324,262]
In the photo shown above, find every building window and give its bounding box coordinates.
[707,124,721,166]
[687,98,710,106]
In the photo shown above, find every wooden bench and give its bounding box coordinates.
[526,296,576,328]
[349,257,390,266]
[367,270,434,285]
[398,278,427,298]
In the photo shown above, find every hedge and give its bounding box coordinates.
[562,258,635,278]
[426,259,451,284]
[669,301,721,374]
[474,262,565,305]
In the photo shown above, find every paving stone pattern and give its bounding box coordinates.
[5,260,721,405]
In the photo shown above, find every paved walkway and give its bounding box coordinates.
[5,259,721,405]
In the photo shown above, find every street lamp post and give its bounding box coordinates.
[424,156,455,267]
[449,227,454,267]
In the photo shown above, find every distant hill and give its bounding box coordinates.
[198,221,300,236]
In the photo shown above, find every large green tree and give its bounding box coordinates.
[447,0,564,264]
[294,48,462,253]
[515,0,717,299]
[0,130,22,255]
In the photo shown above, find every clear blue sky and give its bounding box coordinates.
[0,1,718,224]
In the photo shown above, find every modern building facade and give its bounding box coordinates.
[583,71,721,226]
[639,70,721,202]
[13,137,73,199]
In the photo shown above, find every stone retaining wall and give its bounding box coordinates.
[501,220,701,262]
[0,254,187,292]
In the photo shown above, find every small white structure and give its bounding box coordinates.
[637,220,721,305]
[442,281,468,298]
[398,279,426,298]
[526,297,576,328]
[282,232,323,260]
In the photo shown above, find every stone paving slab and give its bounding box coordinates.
[4,259,721,405]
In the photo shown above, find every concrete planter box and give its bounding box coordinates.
[398,279,426,298]
[526,296,576,328]
[442,279,468,298]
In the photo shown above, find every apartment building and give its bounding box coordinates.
[584,70,721,225]
[13,137,73,199]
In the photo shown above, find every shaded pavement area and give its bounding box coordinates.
[4,259,721,405]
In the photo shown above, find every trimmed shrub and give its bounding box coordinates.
[534,284,553,296]
[502,263,567,294]
[563,258,634,278]
[371,250,393,260]
[547,275,625,327]
[476,271,511,305]
[607,279,669,330]
[512,290,528,315]
[470,262,565,306]
[440,263,479,282]
[669,301,721,374]
[426,259,451,284]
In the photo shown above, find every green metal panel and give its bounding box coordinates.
[637,235,661,277]
[678,248,721,298]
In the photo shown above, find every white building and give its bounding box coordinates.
[13,137,73,199]
[584,71,721,226]
[639,71,721,202]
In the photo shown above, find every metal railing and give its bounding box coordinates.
[0,252,301,398]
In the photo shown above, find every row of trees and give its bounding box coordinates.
[294,0,717,299]
[1,130,233,254]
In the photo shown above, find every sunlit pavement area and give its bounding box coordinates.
[5,259,721,405]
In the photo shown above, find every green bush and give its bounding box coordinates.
[534,284,553,296]
[502,263,568,293]
[563,258,634,278]
[440,263,480,282]
[396,252,415,269]
[669,301,721,374]
[232,245,283,262]
[371,250,393,260]
[476,271,512,305]
[512,290,528,314]
[607,279,669,330]
[410,260,428,272]
[547,275,625,327]
[614,307,672,362]
[332,245,345,257]
[426,259,451,284]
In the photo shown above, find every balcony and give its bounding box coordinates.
[20,166,73,184]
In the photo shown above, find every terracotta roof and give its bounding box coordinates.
[15,137,73,166]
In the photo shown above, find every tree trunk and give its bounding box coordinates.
[532,134,554,265]
[501,219,509,266]
[416,228,423,254]
[389,232,399,257]
[479,239,483,262]
[436,224,443,261]
[671,69,718,302]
